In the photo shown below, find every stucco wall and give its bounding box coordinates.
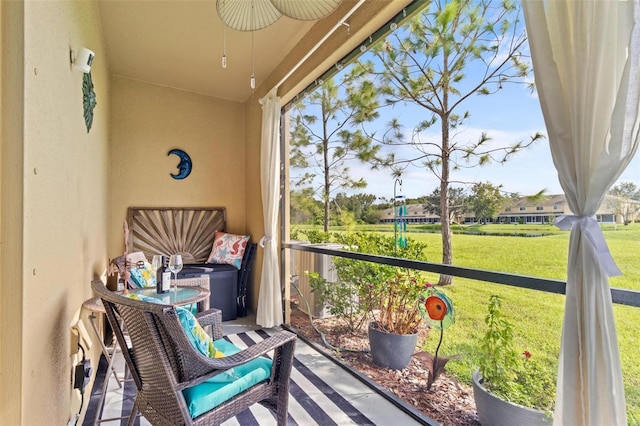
[1,1,25,424]
[108,77,247,257]
[0,0,111,424]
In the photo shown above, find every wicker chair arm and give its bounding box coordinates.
[181,330,297,388]
[194,308,223,340]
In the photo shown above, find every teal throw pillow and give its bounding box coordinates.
[124,293,227,361]
[128,261,156,288]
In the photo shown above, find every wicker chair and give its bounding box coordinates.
[91,280,296,426]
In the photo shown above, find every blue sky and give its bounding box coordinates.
[342,73,640,201]
[289,14,640,203]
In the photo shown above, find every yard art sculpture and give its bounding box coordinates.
[414,288,457,390]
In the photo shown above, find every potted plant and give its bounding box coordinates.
[303,231,455,371]
[365,271,430,369]
[365,271,458,373]
[473,295,554,426]
[305,231,427,333]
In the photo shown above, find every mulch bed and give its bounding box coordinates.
[288,307,480,426]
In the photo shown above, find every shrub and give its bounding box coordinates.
[307,231,428,333]
[478,295,555,412]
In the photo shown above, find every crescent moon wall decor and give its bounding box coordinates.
[168,149,192,180]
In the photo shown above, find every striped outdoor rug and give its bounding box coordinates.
[83,329,377,426]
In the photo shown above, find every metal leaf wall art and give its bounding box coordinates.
[82,72,97,133]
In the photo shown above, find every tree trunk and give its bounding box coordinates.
[439,191,453,285]
[323,112,330,233]
[439,115,453,286]
[323,197,329,233]
[323,136,330,233]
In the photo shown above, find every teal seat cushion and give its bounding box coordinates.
[182,338,273,418]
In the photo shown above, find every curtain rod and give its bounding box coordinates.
[272,0,366,92]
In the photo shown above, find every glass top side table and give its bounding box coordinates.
[128,286,210,307]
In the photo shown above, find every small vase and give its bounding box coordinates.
[472,370,552,426]
[368,322,418,370]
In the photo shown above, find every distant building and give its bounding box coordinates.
[378,203,440,225]
[496,194,613,224]
[379,194,638,225]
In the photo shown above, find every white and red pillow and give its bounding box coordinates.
[206,231,249,269]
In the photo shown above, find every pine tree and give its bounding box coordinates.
[369,0,544,284]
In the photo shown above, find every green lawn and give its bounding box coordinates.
[396,225,640,423]
[293,223,640,423]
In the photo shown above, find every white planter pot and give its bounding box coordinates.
[472,370,552,426]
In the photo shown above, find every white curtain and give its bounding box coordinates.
[523,1,640,425]
[256,87,283,328]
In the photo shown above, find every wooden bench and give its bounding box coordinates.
[127,207,256,320]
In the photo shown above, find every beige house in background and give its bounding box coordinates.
[0,1,412,424]
[496,193,635,224]
[379,193,638,225]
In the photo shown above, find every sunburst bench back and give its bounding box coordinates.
[127,207,256,320]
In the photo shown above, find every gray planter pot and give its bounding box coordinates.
[368,322,418,370]
[472,370,552,426]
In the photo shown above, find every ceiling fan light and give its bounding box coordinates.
[270,0,342,21]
